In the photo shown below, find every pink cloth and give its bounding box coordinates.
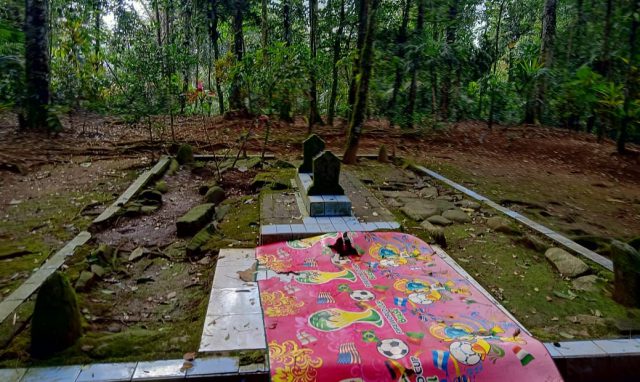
[257,232,563,382]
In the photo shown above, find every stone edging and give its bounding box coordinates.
[409,164,613,271]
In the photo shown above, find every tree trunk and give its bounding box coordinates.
[328,0,346,126]
[207,0,224,114]
[439,0,458,120]
[261,0,268,51]
[388,0,412,125]
[347,0,369,115]
[24,0,50,131]
[229,0,245,111]
[180,0,192,115]
[404,0,425,129]
[536,0,557,123]
[279,0,293,121]
[153,0,162,47]
[487,0,505,130]
[618,0,639,153]
[343,0,380,164]
[308,0,324,131]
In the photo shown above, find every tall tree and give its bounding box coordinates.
[440,0,458,120]
[327,0,346,126]
[404,0,425,129]
[279,0,293,121]
[618,0,640,153]
[343,0,380,164]
[207,0,224,114]
[487,0,506,130]
[347,0,369,114]
[308,0,323,131]
[229,0,246,110]
[24,0,50,131]
[536,0,557,123]
[388,0,412,126]
[180,0,193,114]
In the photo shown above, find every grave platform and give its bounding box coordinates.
[260,170,399,244]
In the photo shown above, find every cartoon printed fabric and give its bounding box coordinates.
[256,232,563,382]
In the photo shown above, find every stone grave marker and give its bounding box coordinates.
[299,134,325,173]
[308,151,345,196]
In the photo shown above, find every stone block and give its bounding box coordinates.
[176,204,216,237]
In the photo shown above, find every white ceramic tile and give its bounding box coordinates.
[22,366,82,382]
[77,362,137,382]
[593,339,640,355]
[199,314,266,352]
[132,359,186,380]
[212,266,257,289]
[185,357,239,378]
[216,249,255,267]
[207,288,261,315]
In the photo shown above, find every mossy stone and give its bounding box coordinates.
[186,223,216,257]
[628,237,640,251]
[167,158,179,175]
[204,186,226,205]
[176,144,194,164]
[139,190,163,205]
[155,180,168,194]
[251,172,290,191]
[31,272,82,358]
[198,181,218,195]
[176,203,216,237]
[611,240,640,307]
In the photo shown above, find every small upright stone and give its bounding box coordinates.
[176,203,216,237]
[611,240,640,307]
[378,145,389,163]
[308,151,345,195]
[31,272,82,357]
[545,247,589,278]
[298,134,325,173]
[176,144,194,164]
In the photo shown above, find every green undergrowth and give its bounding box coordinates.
[202,195,260,251]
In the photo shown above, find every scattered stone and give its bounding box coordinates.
[251,173,290,191]
[436,195,454,202]
[486,216,520,235]
[128,247,146,262]
[93,244,115,265]
[271,159,295,169]
[308,151,345,195]
[75,271,97,291]
[167,291,177,299]
[198,256,212,265]
[204,186,226,205]
[515,234,549,252]
[299,134,325,173]
[545,247,590,278]
[400,202,439,221]
[427,215,453,226]
[176,203,216,237]
[382,191,416,199]
[139,190,163,205]
[572,275,599,292]
[107,323,122,333]
[216,204,231,221]
[176,144,194,164]
[567,314,606,326]
[385,198,404,208]
[186,223,216,257]
[377,145,389,163]
[90,264,106,278]
[418,187,438,199]
[611,240,640,307]
[442,209,471,223]
[457,199,481,210]
[198,181,218,195]
[421,221,447,248]
[155,180,168,194]
[31,272,82,357]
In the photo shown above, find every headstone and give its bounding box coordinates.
[308,151,345,195]
[611,240,640,307]
[299,134,325,173]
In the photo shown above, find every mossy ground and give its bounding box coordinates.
[354,160,640,341]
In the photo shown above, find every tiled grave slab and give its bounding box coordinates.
[551,340,608,358]
[132,359,186,381]
[213,266,257,288]
[200,313,266,352]
[217,248,256,267]
[0,368,27,382]
[592,339,640,355]
[185,357,240,378]
[208,288,262,315]
[77,362,137,382]
[22,365,82,382]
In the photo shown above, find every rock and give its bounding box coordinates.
[545,247,590,278]
[90,264,106,278]
[567,314,606,326]
[198,181,218,195]
[92,244,115,265]
[176,204,216,237]
[385,198,404,208]
[436,195,454,201]
[487,216,520,235]
[427,215,453,226]
[251,173,290,191]
[107,323,122,333]
[400,202,439,221]
[272,159,295,169]
[611,240,640,307]
[377,145,389,163]
[418,187,438,199]
[176,144,194,164]
[399,198,454,214]
[139,190,163,205]
[186,223,216,257]
[442,209,471,223]
[204,186,226,205]
[457,199,481,210]
[516,234,549,252]
[198,256,212,265]
[167,158,179,175]
[155,180,168,194]
[421,221,446,248]
[31,272,82,357]
[216,204,231,221]
[128,247,146,262]
[75,271,97,291]
[382,191,417,199]
[299,134,325,173]
[572,275,599,292]
[628,237,640,251]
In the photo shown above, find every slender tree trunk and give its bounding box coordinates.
[599,0,613,78]
[261,0,268,51]
[388,0,412,125]
[347,0,369,115]
[180,0,192,114]
[229,0,245,111]
[153,0,162,46]
[536,0,557,123]
[328,0,346,126]
[487,0,505,130]
[440,0,458,120]
[308,0,323,131]
[24,0,50,131]
[618,0,639,153]
[279,0,293,121]
[404,0,425,129]
[207,0,224,114]
[343,0,380,164]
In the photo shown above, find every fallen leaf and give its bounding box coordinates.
[180,361,193,372]
[183,352,196,361]
[167,291,177,299]
[129,247,145,262]
[237,261,257,282]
